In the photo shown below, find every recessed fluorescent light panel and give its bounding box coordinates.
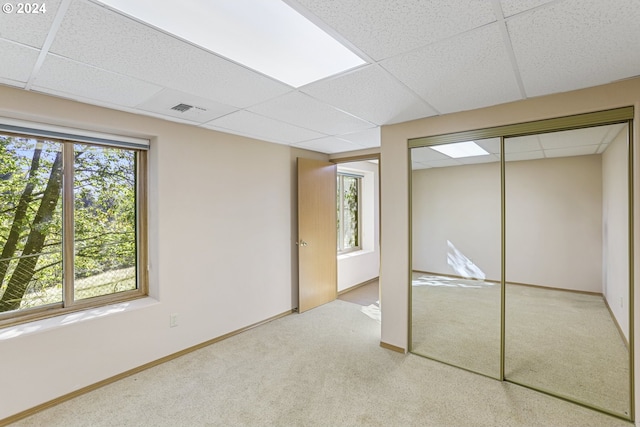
[430,141,489,159]
[97,0,366,88]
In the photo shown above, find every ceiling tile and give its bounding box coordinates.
[31,54,163,107]
[49,1,292,108]
[544,146,598,158]
[0,77,26,89]
[203,110,325,145]
[136,89,237,124]
[601,123,627,145]
[499,0,554,17]
[508,0,640,97]
[475,137,501,154]
[504,135,542,153]
[248,92,375,135]
[539,125,614,150]
[293,136,363,154]
[0,39,39,84]
[0,0,62,48]
[301,65,437,125]
[382,24,522,114]
[335,127,381,148]
[458,154,500,165]
[294,0,496,61]
[410,147,450,162]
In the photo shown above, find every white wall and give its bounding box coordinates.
[380,127,409,350]
[602,126,630,339]
[412,161,501,281]
[337,161,380,292]
[0,86,327,420]
[412,155,602,292]
[505,155,602,292]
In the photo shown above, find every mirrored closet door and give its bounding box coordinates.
[409,108,634,420]
[504,123,631,417]
[411,138,502,379]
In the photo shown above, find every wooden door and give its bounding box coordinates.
[297,157,337,313]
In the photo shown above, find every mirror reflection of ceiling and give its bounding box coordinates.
[411,123,627,170]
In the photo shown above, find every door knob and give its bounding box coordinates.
[299,240,308,247]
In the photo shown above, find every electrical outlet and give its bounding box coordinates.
[169,313,178,328]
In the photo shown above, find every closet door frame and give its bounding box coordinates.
[408,106,634,421]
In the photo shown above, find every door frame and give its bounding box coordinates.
[331,153,382,300]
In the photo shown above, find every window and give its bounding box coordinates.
[337,172,361,253]
[0,127,147,326]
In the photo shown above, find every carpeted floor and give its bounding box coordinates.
[8,287,633,427]
[411,273,631,418]
[338,280,379,306]
[411,274,501,378]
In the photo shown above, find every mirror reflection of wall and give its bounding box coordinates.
[504,123,630,417]
[411,138,501,379]
[409,117,632,419]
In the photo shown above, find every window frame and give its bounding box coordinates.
[337,171,363,254]
[0,125,148,328]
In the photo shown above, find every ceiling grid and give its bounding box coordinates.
[0,0,638,154]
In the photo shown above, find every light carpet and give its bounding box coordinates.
[412,273,630,418]
[10,298,632,426]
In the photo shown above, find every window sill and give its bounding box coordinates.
[0,297,159,340]
[338,249,374,260]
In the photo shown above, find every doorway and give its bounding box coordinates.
[335,158,380,292]
[335,156,381,320]
[297,155,381,315]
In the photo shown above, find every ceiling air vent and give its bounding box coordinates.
[171,103,193,113]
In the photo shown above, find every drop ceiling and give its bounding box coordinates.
[411,123,627,169]
[1,0,639,154]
